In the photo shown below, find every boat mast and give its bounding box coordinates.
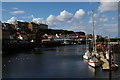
[108,36,112,71]
[92,9,96,52]
[86,35,88,51]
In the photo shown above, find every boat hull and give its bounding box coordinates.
[88,62,100,68]
[83,55,89,60]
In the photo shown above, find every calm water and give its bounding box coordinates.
[2,45,120,78]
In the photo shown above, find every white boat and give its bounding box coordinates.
[88,10,100,68]
[83,50,91,60]
[63,40,69,45]
[83,35,91,60]
[88,55,100,67]
[88,36,100,67]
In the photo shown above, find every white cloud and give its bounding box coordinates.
[10,10,25,14]
[98,2,118,12]
[57,10,73,22]
[93,13,98,18]
[32,17,44,24]
[7,17,16,23]
[46,15,59,26]
[101,15,106,17]
[99,15,109,22]
[2,0,119,2]
[46,10,74,26]
[74,9,85,19]
[99,17,108,22]
[87,11,92,15]
[96,23,118,37]
[12,8,18,9]
[102,23,117,32]
[45,9,86,26]
[0,9,6,11]
[17,20,24,22]
[103,18,109,22]
[67,19,74,23]
[112,17,115,20]
[89,20,97,24]
[99,0,119,2]
[119,14,120,17]
[22,16,33,18]
[7,17,24,23]
[89,17,97,24]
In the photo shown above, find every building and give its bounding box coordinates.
[29,22,39,32]
[2,23,15,30]
[29,22,48,32]
[2,22,17,35]
[38,23,48,29]
[14,21,29,32]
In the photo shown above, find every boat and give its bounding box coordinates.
[63,40,70,45]
[101,54,118,71]
[111,64,118,70]
[83,50,91,60]
[88,10,100,67]
[102,38,118,71]
[88,55,100,67]
[88,50,100,67]
[83,36,91,60]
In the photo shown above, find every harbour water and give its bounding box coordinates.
[2,45,120,79]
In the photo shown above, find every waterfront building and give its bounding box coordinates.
[14,21,29,33]
[78,35,86,40]
[2,23,15,31]
[29,22,39,32]
[29,22,48,32]
[75,31,85,35]
[38,23,48,29]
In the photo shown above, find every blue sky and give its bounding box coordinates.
[2,2,99,21]
[2,2,118,38]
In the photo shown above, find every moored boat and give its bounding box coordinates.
[88,10,100,68]
[83,50,91,60]
[83,35,91,60]
[88,55,100,67]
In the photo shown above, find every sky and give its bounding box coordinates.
[1,2,119,38]
[1,0,119,2]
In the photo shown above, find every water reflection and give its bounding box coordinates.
[88,66,97,77]
[2,45,120,78]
